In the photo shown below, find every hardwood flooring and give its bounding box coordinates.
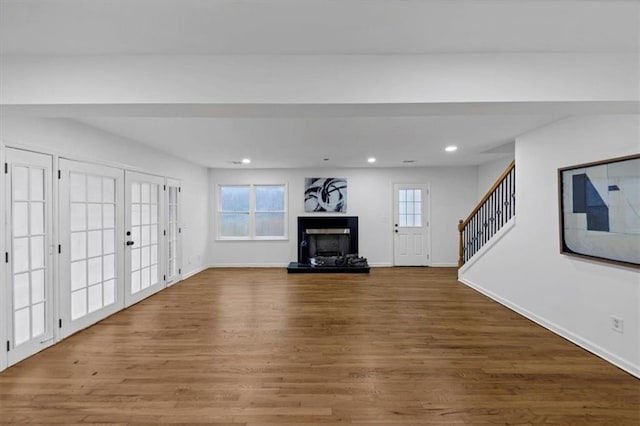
[0,267,638,424]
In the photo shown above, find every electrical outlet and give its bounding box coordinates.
[611,316,624,334]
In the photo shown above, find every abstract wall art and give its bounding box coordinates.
[558,154,640,268]
[304,178,347,212]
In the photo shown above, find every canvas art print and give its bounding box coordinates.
[304,178,347,212]
[558,154,640,268]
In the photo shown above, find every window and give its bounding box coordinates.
[398,188,422,227]
[219,186,250,237]
[218,184,287,239]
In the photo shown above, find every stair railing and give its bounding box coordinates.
[458,161,515,267]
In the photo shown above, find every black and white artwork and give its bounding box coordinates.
[304,178,347,212]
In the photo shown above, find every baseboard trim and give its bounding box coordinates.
[208,262,396,269]
[458,276,640,379]
[182,265,209,279]
[206,262,456,269]
[209,263,286,268]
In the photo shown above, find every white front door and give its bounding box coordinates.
[125,171,165,306]
[58,160,125,338]
[165,178,181,286]
[4,148,55,365]
[393,184,430,266]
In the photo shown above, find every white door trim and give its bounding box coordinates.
[0,142,6,372]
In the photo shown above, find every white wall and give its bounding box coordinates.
[209,166,478,267]
[477,155,515,201]
[459,115,640,377]
[0,117,210,276]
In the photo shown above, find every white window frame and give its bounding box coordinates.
[217,184,288,241]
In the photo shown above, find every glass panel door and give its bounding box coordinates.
[125,171,165,306]
[393,183,430,266]
[58,159,125,338]
[5,148,54,366]
[166,178,181,286]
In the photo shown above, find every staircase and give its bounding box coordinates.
[458,161,515,267]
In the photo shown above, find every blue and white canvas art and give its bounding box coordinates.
[560,155,640,267]
[304,178,347,212]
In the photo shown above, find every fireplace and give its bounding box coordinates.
[288,216,369,273]
[297,216,359,263]
[307,228,350,257]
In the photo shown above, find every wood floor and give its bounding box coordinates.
[0,268,638,424]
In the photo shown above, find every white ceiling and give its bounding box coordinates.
[1,0,638,55]
[77,115,556,168]
[1,0,638,169]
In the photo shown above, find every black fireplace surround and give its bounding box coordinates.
[287,216,370,273]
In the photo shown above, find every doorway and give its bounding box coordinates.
[58,159,125,338]
[165,178,181,286]
[124,171,165,306]
[393,183,430,266]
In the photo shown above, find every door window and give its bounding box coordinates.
[11,166,47,345]
[398,188,422,227]
[130,182,160,294]
[68,173,117,319]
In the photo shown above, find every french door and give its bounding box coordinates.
[4,149,55,365]
[165,178,181,286]
[58,160,125,338]
[125,171,165,306]
[393,183,430,266]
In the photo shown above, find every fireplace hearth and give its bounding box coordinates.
[287,216,370,273]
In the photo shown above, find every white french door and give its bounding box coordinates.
[165,178,182,286]
[58,160,125,338]
[393,183,430,266]
[4,149,55,365]
[125,171,165,306]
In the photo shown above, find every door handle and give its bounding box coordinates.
[126,241,135,246]
[395,230,398,233]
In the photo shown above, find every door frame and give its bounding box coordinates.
[4,148,56,366]
[0,142,6,372]
[392,183,431,267]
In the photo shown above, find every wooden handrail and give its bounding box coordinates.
[458,160,516,267]
[459,160,515,231]
[458,219,464,267]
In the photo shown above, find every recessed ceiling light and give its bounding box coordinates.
[241,158,251,164]
[367,157,376,163]
[445,145,458,152]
